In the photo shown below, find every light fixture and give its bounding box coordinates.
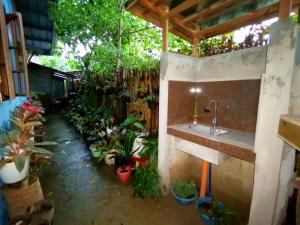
[195,88,202,93]
[190,88,196,93]
[190,87,202,93]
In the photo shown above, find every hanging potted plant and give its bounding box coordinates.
[137,87,148,99]
[143,95,158,110]
[119,87,135,103]
[171,180,198,205]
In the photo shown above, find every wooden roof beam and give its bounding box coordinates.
[126,0,140,10]
[130,6,192,42]
[168,0,199,17]
[140,0,196,35]
[198,0,300,39]
[141,0,161,15]
[183,0,240,23]
[196,0,254,24]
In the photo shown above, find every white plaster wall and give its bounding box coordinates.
[249,20,298,225]
[196,46,267,82]
[159,47,267,191]
[160,52,197,82]
[273,32,300,224]
[158,52,197,191]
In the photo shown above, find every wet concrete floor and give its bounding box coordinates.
[39,114,203,225]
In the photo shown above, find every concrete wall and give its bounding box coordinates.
[196,46,267,82]
[249,20,298,225]
[160,23,299,223]
[159,47,267,218]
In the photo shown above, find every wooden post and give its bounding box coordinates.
[192,37,199,57]
[0,2,15,99]
[162,7,169,52]
[16,13,30,96]
[279,0,292,21]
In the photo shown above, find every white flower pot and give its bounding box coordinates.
[105,149,116,166]
[132,136,145,158]
[0,157,30,184]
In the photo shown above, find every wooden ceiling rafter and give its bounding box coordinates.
[141,0,161,15]
[183,0,241,23]
[168,0,199,17]
[195,0,254,24]
[127,0,300,43]
[198,0,300,39]
[126,0,140,10]
[130,5,193,42]
[140,0,196,37]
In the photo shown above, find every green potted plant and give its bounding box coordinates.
[119,87,135,103]
[143,95,158,110]
[113,131,137,183]
[172,180,198,205]
[137,87,148,99]
[197,197,237,225]
[132,137,161,198]
[107,114,145,183]
[0,100,57,184]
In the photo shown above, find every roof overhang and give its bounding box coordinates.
[14,0,56,55]
[127,0,300,42]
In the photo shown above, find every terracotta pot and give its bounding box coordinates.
[117,166,132,183]
[0,156,30,184]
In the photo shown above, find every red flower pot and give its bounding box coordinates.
[131,156,149,168]
[117,166,132,183]
[139,157,149,167]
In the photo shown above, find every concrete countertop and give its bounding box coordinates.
[167,123,256,163]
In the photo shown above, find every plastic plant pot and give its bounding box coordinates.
[196,197,225,225]
[117,166,132,183]
[171,186,198,206]
[131,156,149,168]
[0,156,30,184]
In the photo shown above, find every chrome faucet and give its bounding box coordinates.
[204,100,217,135]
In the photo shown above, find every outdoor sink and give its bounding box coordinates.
[187,124,230,136]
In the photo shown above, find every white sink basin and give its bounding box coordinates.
[186,124,230,136]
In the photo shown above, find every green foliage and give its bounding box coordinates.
[132,137,161,198]
[118,113,144,131]
[15,155,26,172]
[199,198,238,225]
[133,165,161,198]
[39,55,81,72]
[111,131,137,166]
[30,91,46,101]
[49,0,192,74]
[143,95,156,103]
[173,180,197,199]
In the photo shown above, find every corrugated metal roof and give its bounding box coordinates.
[14,0,55,55]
